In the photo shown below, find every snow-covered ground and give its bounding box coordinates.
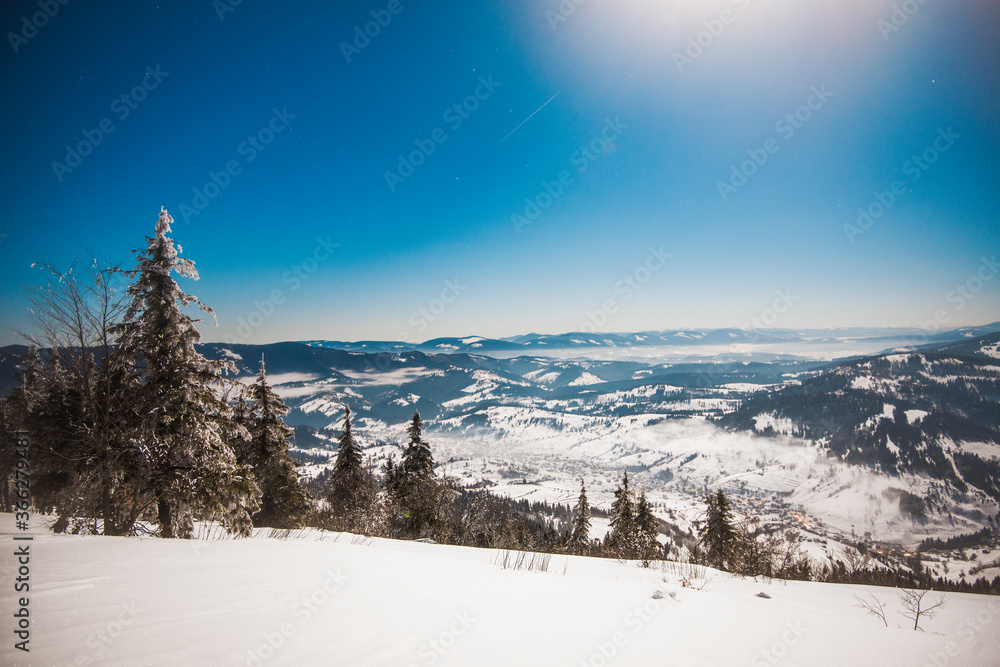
[429,415,997,550]
[3,514,998,666]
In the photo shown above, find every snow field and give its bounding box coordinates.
[3,514,999,666]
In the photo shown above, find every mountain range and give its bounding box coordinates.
[301,322,1000,356]
[2,324,999,549]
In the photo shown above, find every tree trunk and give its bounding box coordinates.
[101,476,121,536]
[157,496,174,538]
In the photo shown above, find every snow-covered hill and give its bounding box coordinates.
[3,514,998,666]
[719,334,1000,509]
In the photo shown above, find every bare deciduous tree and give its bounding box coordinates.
[841,545,874,575]
[18,255,146,534]
[854,592,888,627]
[899,588,946,631]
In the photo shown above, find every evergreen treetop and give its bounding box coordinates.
[333,406,362,475]
[243,357,310,528]
[402,410,434,479]
[246,357,292,464]
[329,406,367,525]
[607,469,635,556]
[634,488,660,563]
[700,488,736,570]
[392,410,440,538]
[570,479,591,553]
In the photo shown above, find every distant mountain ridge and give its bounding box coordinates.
[189,341,816,431]
[301,322,1000,356]
[2,323,998,403]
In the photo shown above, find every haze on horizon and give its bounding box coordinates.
[1,0,997,347]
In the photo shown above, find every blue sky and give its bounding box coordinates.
[1,0,997,346]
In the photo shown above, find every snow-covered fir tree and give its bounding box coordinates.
[699,488,736,570]
[607,469,635,558]
[393,410,439,537]
[15,348,84,520]
[241,357,311,528]
[329,406,367,528]
[569,479,591,554]
[228,390,252,462]
[119,208,260,538]
[634,488,660,564]
[401,411,434,479]
[92,334,147,535]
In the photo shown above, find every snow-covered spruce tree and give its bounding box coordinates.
[227,389,252,464]
[242,357,312,528]
[87,336,146,536]
[119,208,260,538]
[383,456,399,496]
[634,488,661,566]
[394,410,440,538]
[699,488,736,570]
[14,347,94,522]
[606,469,635,558]
[402,411,434,479]
[569,479,591,554]
[328,406,368,529]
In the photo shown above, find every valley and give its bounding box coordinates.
[172,326,1000,585]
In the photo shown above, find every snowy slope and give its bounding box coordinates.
[718,338,1000,513]
[2,514,998,666]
